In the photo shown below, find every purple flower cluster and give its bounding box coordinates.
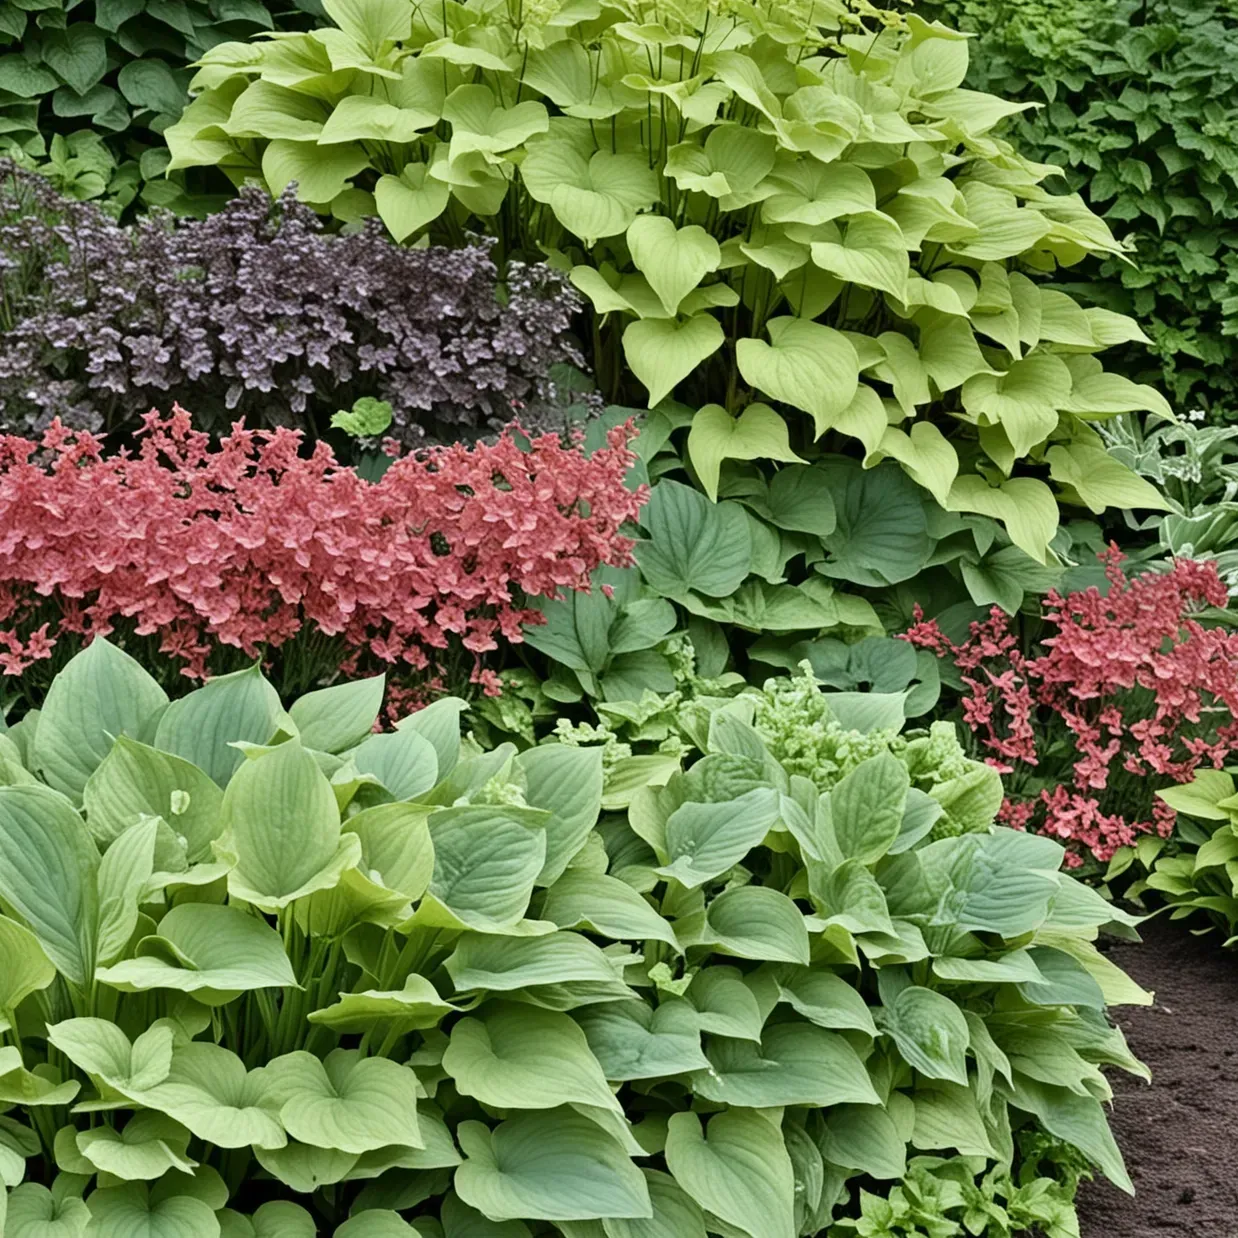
[0,166,585,443]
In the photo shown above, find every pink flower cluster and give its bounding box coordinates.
[905,549,1238,865]
[0,409,645,690]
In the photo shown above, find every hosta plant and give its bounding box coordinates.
[164,0,1173,566]
[0,640,1146,1234]
[1146,771,1238,946]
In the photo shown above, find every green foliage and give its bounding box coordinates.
[0,0,318,213]
[0,640,1147,1233]
[1149,769,1238,945]
[927,0,1238,421]
[166,0,1168,567]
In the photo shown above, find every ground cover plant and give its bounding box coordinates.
[0,408,644,706]
[0,641,1147,1234]
[162,0,1172,579]
[0,0,319,213]
[927,0,1238,422]
[0,165,583,442]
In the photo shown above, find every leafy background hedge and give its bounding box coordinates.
[925,0,1238,421]
[0,0,318,210]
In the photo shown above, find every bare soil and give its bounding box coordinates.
[1077,916,1238,1238]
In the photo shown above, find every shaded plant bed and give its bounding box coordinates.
[1078,917,1238,1236]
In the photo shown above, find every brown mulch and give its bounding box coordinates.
[1077,916,1238,1238]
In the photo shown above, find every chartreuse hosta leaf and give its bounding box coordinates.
[455,1109,650,1222]
[220,739,360,911]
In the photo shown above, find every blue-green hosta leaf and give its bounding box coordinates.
[928,828,1064,936]
[154,665,284,786]
[83,738,223,860]
[684,966,765,1041]
[416,805,547,932]
[287,676,386,754]
[931,948,1045,985]
[521,145,659,244]
[5,1183,91,1236]
[911,1083,995,1157]
[830,752,910,865]
[85,1180,219,1238]
[335,1211,420,1236]
[881,986,970,1085]
[665,1109,794,1238]
[517,745,603,886]
[817,457,932,587]
[350,729,439,803]
[692,1022,878,1108]
[635,480,751,602]
[776,967,878,1036]
[395,697,466,780]
[1010,1078,1131,1193]
[95,815,160,967]
[820,1104,906,1180]
[657,787,780,887]
[736,318,860,439]
[0,785,99,987]
[76,1113,195,1181]
[32,638,168,804]
[309,975,456,1034]
[540,870,679,948]
[623,315,725,409]
[573,1000,710,1081]
[444,1002,619,1113]
[810,859,895,937]
[46,1019,173,1095]
[344,800,436,903]
[445,931,631,996]
[698,886,810,964]
[235,1201,318,1237]
[97,902,296,996]
[455,1109,650,1223]
[604,1169,707,1238]
[262,1049,421,1155]
[253,1142,358,1193]
[0,915,55,1011]
[131,1042,286,1149]
[221,740,352,910]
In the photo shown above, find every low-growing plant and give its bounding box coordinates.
[0,167,584,443]
[905,550,1238,875]
[927,0,1238,421]
[0,0,318,213]
[0,408,644,702]
[1150,769,1238,945]
[164,0,1171,565]
[0,640,1145,1234]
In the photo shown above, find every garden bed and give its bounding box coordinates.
[1078,917,1238,1237]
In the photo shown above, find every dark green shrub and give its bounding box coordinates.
[0,0,319,212]
[928,0,1238,420]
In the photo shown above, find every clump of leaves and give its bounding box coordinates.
[0,0,319,214]
[0,172,583,443]
[1149,770,1238,945]
[167,0,1170,567]
[0,639,1146,1233]
[928,0,1238,421]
